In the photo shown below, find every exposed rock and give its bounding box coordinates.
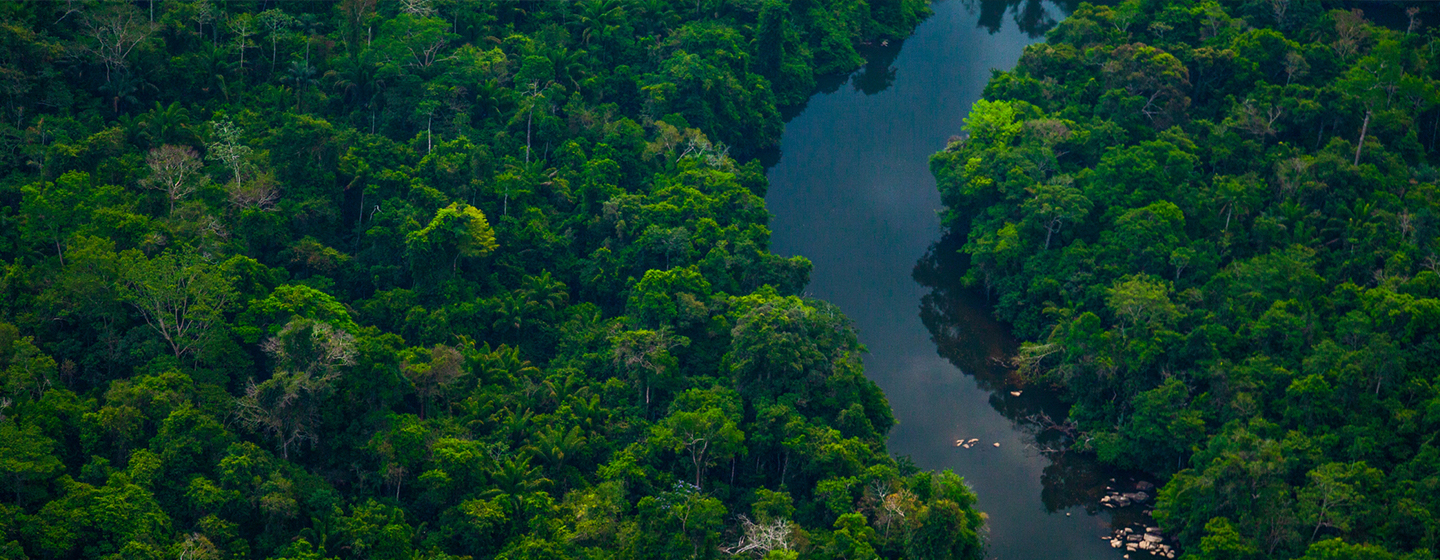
[1146,527,1162,535]
[1144,534,1163,544]
[993,442,1000,447]
[1135,481,1155,491]
[1111,539,1122,549]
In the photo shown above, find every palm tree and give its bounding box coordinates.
[326,50,387,130]
[471,79,513,129]
[521,271,569,314]
[476,343,538,385]
[494,406,535,450]
[193,42,236,102]
[633,0,679,38]
[544,46,589,91]
[482,455,552,539]
[282,60,319,111]
[569,0,624,46]
[530,424,588,489]
[99,70,154,114]
[491,291,530,343]
[140,101,192,146]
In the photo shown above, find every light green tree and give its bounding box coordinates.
[405,202,498,272]
[122,251,236,360]
[1106,274,1179,337]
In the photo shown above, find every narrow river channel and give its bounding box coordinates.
[765,1,1129,558]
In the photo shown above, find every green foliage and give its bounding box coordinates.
[405,202,498,274]
[937,1,1440,558]
[0,2,975,559]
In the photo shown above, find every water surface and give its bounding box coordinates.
[765,1,1126,558]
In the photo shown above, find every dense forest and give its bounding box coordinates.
[0,1,996,559]
[933,0,1440,558]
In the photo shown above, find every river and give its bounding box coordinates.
[764,1,1136,558]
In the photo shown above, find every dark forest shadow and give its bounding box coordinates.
[962,0,1094,38]
[913,234,1137,514]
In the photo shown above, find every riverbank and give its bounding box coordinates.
[765,1,1132,557]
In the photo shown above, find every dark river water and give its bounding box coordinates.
[765,1,1137,558]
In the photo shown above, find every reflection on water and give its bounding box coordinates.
[913,233,1116,514]
[964,0,1086,37]
[851,40,906,95]
[763,0,1149,557]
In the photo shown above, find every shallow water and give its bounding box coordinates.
[765,1,1133,557]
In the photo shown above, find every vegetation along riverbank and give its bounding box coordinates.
[0,0,992,559]
[933,0,1440,558]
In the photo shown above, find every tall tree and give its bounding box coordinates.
[142,145,206,214]
[122,251,236,361]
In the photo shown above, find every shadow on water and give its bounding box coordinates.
[914,234,1165,529]
[762,0,1170,555]
[967,0,1064,37]
[767,0,1086,165]
[912,234,1108,512]
[776,38,906,126]
[851,39,907,95]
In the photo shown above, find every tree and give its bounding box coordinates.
[1021,176,1090,250]
[611,328,686,411]
[0,323,59,402]
[754,0,784,83]
[570,0,625,46]
[405,202,498,273]
[1106,274,1179,337]
[229,13,257,71]
[1190,517,1260,560]
[728,515,793,557]
[1101,43,1192,128]
[282,60,320,111]
[19,172,124,266]
[236,318,355,458]
[206,119,253,196]
[142,145,206,214]
[82,2,155,84]
[122,251,237,360]
[402,344,463,418]
[139,102,194,146]
[0,419,62,503]
[1339,36,1403,166]
[649,387,744,489]
[257,9,298,72]
[1299,462,1381,542]
[905,499,983,560]
[1095,378,1207,474]
[378,13,453,71]
[963,99,1022,147]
